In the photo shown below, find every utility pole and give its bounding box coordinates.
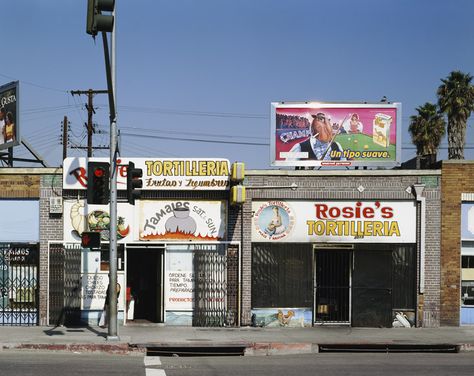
[71,89,108,157]
[62,116,68,161]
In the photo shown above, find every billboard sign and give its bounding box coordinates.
[271,102,402,168]
[63,157,231,191]
[0,81,19,150]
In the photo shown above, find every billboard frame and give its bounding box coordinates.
[270,101,402,169]
[0,81,20,151]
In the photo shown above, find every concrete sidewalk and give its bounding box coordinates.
[0,325,473,355]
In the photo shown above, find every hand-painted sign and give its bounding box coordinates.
[63,200,133,243]
[139,200,226,241]
[63,157,231,191]
[252,200,416,243]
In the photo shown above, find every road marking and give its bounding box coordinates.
[144,356,162,366]
[145,369,166,376]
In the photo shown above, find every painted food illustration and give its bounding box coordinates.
[88,210,130,239]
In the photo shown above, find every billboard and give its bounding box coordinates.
[0,81,19,151]
[271,102,402,168]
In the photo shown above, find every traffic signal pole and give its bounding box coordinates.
[100,8,118,341]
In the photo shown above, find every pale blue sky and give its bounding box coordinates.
[2,0,474,169]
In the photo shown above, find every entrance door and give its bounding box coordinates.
[314,250,351,323]
[126,248,164,323]
[352,250,392,327]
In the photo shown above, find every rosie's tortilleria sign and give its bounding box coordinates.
[63,157,231,190]
[252,200,416,243]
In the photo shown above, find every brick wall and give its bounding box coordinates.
[230,170,442,327]
[440,161,474,326]
[39,174,63,325]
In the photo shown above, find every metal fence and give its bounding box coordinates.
[0,243,39,326]
[193,244,238,327]
[48,243,81,326]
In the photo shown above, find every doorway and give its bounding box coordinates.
[126,247,164,323]
[314,249,351,323]
[352,250,392,327]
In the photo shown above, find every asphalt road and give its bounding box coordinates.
[156,353,474,376]
[0,351,144,376]
[1,351,474,376]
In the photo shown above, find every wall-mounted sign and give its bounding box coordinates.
[80,272,125,311]
[63,200,133,243]
[139,200,227,241]
[252,200,416,243]
[0,81,19,151]
[63,157,231,191]
[271,102,402,168]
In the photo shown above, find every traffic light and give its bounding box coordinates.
[126,162,143,205]
[87,161,110,204]
[86,0,115,36]
[81,231,101,249]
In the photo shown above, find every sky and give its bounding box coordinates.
[2,0,474,169]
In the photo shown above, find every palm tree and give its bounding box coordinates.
[437,70,474,159]
[409,102,446,166]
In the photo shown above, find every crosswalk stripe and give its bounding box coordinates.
[144,356,162,366]
[145,368,166,376]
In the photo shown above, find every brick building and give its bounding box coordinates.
[2,162,473,328]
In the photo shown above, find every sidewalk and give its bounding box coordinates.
[0,325,473,355]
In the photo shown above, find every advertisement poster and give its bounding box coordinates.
[80,272,125,311]
[63,157,231,191]
[0,81,19,151]
[271,102,401,168]
[165,249,194,311]
[252,200,416,243]
[63,200,133,243]
[138,200,227,241]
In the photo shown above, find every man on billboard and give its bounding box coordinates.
[287,112,345,161]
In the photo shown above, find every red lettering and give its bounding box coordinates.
[70,167,87,188]
[362,207,375,218]
[342,207,353,218]
[315,204,329,219]
[381,207,394,218]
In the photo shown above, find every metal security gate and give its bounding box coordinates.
[49,243,81,326]
[0,243,39,326]
[193,244,237,327]
[314,249,351,323]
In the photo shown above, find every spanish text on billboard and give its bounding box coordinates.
[271,102,401,168]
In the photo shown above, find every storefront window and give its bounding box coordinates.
[252,243,312,308]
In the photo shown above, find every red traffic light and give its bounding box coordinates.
[94,167,106,178]
[81,231,101,249]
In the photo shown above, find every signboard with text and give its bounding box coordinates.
[271,102,402,168]
[252,200,416,243]
[63,157,231,191]
[0,81,19,151]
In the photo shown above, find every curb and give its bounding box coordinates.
[1,341,473,355]
[0,343,145,356]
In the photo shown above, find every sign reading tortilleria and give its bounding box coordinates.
[252,200,416,243]
[63,157,231,191]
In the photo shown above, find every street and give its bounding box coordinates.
[0,351,474,376]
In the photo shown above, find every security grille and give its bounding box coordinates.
[193,244,234,327]
[48,243,81,326]
[0,243,39,326]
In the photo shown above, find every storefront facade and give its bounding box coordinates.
[440,161,474,326]
[58,157,241,327]
[242,169,442,328]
